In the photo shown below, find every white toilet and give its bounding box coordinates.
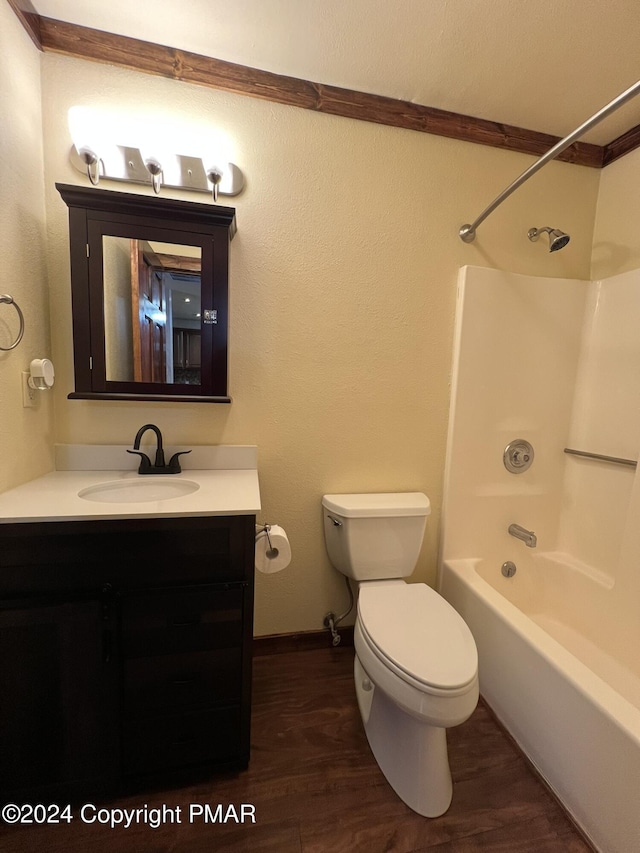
[322,492,478,817]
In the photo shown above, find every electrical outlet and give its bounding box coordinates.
[22,371,35,408]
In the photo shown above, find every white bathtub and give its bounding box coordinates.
[439,554,640,853]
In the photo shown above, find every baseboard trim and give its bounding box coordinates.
[253,626,354,656]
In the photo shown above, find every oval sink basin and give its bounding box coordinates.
[78,479,200,504]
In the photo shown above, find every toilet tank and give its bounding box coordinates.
[322,493,430,580]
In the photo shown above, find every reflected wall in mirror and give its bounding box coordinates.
[57,184,236,403]
[103,237,202,385]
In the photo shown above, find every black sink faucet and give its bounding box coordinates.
[127,424,191,475]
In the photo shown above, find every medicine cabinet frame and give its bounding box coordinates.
[57,183,236,403]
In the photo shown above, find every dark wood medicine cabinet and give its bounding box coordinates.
[56,184,236,403]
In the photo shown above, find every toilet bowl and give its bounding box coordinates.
[322,493,478,817]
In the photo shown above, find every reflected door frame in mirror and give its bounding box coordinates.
[57,184,236,402]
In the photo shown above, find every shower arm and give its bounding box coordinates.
[459,78,640,243]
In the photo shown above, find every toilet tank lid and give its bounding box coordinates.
[322,492,430,518]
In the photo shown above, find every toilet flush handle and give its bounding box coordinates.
[327,515,342,527]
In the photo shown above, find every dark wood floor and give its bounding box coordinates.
[0,646,594,853]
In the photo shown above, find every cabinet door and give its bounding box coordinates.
[119,583,245,777]
[0,597,118,799]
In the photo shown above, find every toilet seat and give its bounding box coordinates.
[357,582,477,695]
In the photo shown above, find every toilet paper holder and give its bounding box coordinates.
[256,523,279,558]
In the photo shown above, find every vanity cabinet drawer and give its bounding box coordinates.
[122,647,242,713]
[122,706,241,776]
[0,515,254,591]
[121,585,243,657]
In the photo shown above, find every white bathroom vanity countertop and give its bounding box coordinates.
[0,444,261,523]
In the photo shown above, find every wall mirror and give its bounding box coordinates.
[57,184,236,402]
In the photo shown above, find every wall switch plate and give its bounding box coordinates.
[22,371,35,408]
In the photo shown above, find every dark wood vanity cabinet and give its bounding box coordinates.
[0,514,255,800]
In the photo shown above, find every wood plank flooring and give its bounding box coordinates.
[0,646,594,853]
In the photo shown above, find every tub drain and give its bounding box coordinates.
[501,561,517,578]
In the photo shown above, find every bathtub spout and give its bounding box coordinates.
[508,523,537,548]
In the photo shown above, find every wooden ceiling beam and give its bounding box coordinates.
[8,6,627,169]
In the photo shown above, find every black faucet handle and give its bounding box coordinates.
[127,449,153,473]
[167,450,192,473]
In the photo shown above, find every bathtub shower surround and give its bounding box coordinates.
[439,265,640,853]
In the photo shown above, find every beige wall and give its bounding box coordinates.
[591,146,640,280]
[4,32,601,635]
[0,2,54,492]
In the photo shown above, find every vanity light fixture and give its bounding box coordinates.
[69,144,244,198]
[68,107,244,199]
[67,107,244,200]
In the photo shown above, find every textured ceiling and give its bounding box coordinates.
[34,0,640,146]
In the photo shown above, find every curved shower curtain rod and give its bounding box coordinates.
[459,78,640,243]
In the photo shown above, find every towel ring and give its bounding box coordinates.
[0,295,25,351]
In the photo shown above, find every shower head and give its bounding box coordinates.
[528,226,570,252]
